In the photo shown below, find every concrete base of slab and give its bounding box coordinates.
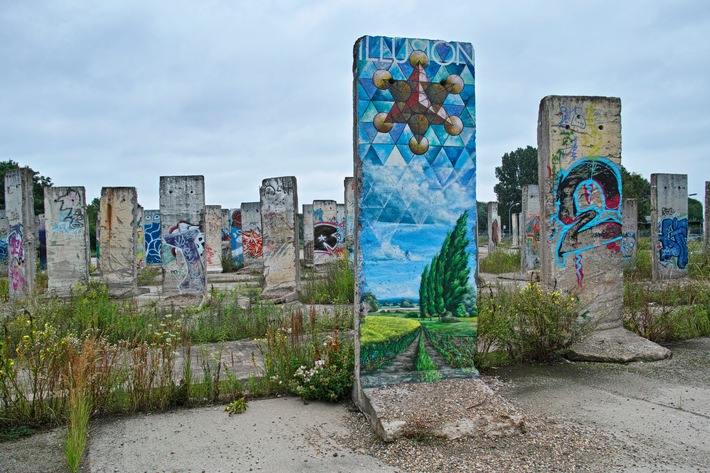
[566,327,672,363]
[260,288,298,304]
[357,379,526,442]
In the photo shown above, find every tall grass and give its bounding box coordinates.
[300,256,354,304]
[479,248,520,274]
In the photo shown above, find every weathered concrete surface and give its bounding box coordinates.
[566,327,671,362]
[487,201,500,253]
[499,337,710,472]
[313,199,338,265]
[44,186,90,296]
[303,203,314,266]
[651,173,689,280]
[344,177,355,260]
[521,184,540,273]
[0,209,8,273]
[260,176,300,302]
[706,181,710,250]
[241,201,263,268]
[511,212,519,248]
[204,204,223,273]
[159,175,206,297]
[538,96,668,362]
[99,187,137,297]
[4,168,37,299]
[135,205,144,269]
[622,198,639,267]
[361,379,525,443]
[221,208,231,261]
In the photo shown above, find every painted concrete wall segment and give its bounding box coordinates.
[229,208,243,266]
[537,96,623,330]
[651,174,688,280]
[241,202,263,267]
[302,204,314,266]
[99,187,138,296]
[621,198,638,267]
[706,182,710,251]
[44,186,90,295]
[260,176,300,301]
[204,205,223,272]
[136,206,144,269]
[144,210,162,266]
[4,168,37,299]
[354,36,478,391]
[220,208,231,261]
[313,200,341,265]
[521,184,541,272]
[344,177,355,260]
[159,175,206,296]
[0,210,8,273]
[487,202,500,253]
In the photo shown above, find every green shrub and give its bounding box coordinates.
[475,283,584,368]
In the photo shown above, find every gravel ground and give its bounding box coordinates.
[339,377,626,473]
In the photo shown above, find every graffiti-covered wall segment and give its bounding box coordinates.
[538,95,670,362]
[260,176,300,302]
[44,187,90,295]
[159,175,206,296]
[651,174,689,280]
[355,36,478,390]
[4,168,37,299]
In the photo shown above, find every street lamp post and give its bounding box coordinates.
[508,202,520,242]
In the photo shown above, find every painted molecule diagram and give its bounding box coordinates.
[372,50,464,155]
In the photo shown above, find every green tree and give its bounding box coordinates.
[418,211,472,318]
[476,201,488,235]
[86,197,100,254]
[493,146,538,232]
[620,166,651,224]
[0,160,53,215]
[688,197,703,227]
[362,292,380,313]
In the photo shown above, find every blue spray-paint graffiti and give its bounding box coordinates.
[658,217,688,269]
[621,231,637,260]
[144,211,162,265]
[551,157,623,286]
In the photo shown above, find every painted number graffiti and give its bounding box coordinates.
[8,224,25,292]
[163,221,205,294]
[658,217,688,269]
[551,158,622,286]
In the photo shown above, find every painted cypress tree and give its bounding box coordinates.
[418,211,472,318]
[427,253,439,316]
[442,211,471,314]
[419,264,429,318]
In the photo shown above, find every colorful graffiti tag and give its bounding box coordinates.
[550,157,622,286]
[163,220,206,294]
[8,224,26,292]
[356,36,478,388]
[242,229,263,259]
[658,216,688,269]
[144,211,162,265]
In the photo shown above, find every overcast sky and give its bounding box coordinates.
[1,0,708,211]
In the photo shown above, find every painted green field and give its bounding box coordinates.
[360,316,421,370]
